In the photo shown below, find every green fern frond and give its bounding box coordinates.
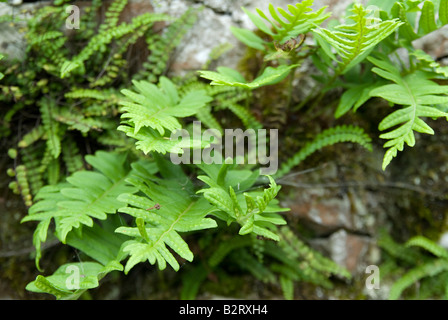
[275,125,372,178]
[278,226,351,280]
[378,230,426,266]
[118,76,212,154]
[39,98,61,158]
[389,259,448,300]
[313,3,403,75]
[405,236,448,259]
[198,165,288,241]
[410,49,448,78]
[26,261,123,300]
[62,138,84,174]
[390,0,448,43]
[135,7,200,82]
[208,236,254,267]
[116,162,218,273]
[22,151,137,246]
[99,0,128,32]
[60,12,172,78]
[231,249,277,284]
[15,165,33,207]
[368,56,448,170]
[18,125,45,148]
[239,0,330,46]
[198,64,299,89]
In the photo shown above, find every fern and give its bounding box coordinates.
[380,233,448,300]
[60,12,172,78]
[313,3,403,75]
[232,0,330,50]
[135,7,200,82]
[388,0,448,44]
[406,236,448,259]
[198,64,299,89]
[116,160,218,273]
[389,258,448,300]
[275,125,372,178]
[26,261,123,300]
[39,98,61,159]
[21,151,137,268]
[197,163,288,241]
[368,55,448,170]
[118,76,212,154]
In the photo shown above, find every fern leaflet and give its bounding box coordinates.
[275,125,372,179]
[313,3,402,75]
[368,56,448,170]
[116,161,218,273]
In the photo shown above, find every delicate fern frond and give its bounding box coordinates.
[39,98,61,158]
[378,230,426,266]
[62,137,84,174]
[198,64,299,89]
[389,0,448,43]
[99,0,128,33]
[26,261,123,300]
[410,49,448,78]
[197,164,288,241]
[116,161,218,273]
[275,125,372,178]
[368,56,448,170]
[22,151,137,246]
[277,226,351,280]
[208,236,254,267]
[389,259,448,300]
[406,236,448,259]
[118,76,212,154]
[313,3,402,74]
[136,7,200,82]
[239,0,330,46]
[60,12,172,78]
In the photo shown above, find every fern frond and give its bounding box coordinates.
[118,76,212,154]
[99,0,128,33]
[231,249,277,284]
[62,137,84,174]
[313,3,403,74]
[39,98,61,158]
[368,56,448,170]
[390,0,448,44]
[275,125,372,178]
[18,125,45,148]
[410,49,448,78]
[135,7,199,82]
[116,161,218,272]
[198,64,299,89]
[198,165,288,241]
[378,230,426,266]
[26,261,123,300]
[405,236,448,259]
[22,151,137,245]
[15,165,33,207]
[60,12,172,78]
[208,236,254,267]
[242,0,330,45]
[278,226,351,280]
[389,259,448,300]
